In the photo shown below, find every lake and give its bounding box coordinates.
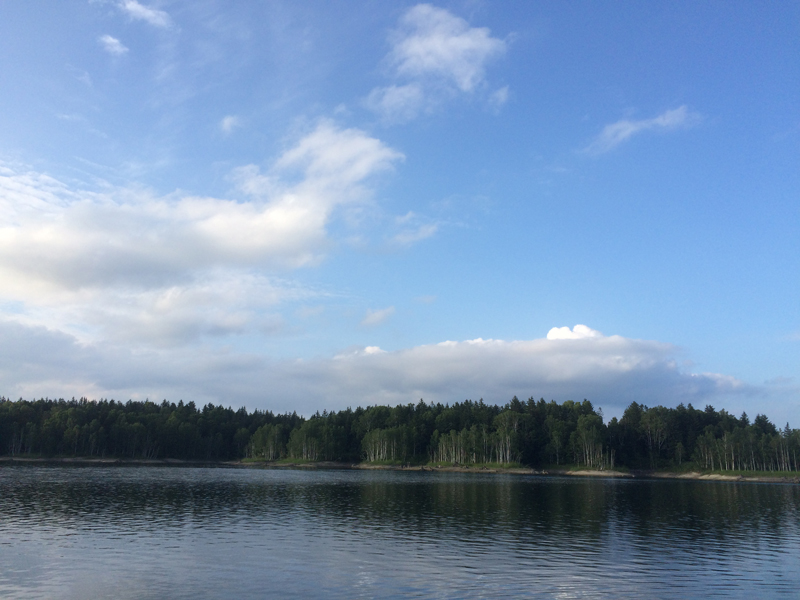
[0,466,798,598]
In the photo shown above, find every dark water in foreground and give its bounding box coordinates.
[0,467,798,599]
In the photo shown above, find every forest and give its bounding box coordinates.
[0,396,797,473]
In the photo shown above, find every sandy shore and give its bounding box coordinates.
[266,462,798,483]
[643,470,800,484]
[2,456,797,483]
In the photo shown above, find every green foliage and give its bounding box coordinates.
[0,396,797,473]
[0,397,297,461]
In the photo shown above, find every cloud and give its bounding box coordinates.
[390,4,506,92]
[392,223,438,246]
[119,0,171,28]
[98,34,129,56]
[219,115,240,134]
[361,306,395,327]
[489,86,509,109]
[365,84,425,122]
[389,211,438,246]
[584,106,701,154]
[366,4,507,122]
[0,122,402,345]
[547,324,603,340]
[294,334,752,413]
[0,321,772,423]
[51,272,302,346]
[271,121,402,189]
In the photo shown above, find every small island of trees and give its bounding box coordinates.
[0,396,797,474]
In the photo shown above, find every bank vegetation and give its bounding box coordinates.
[1,396,797,474]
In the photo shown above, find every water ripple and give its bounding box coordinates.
[0,466,798,599]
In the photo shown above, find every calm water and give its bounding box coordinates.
[0,466,798,599]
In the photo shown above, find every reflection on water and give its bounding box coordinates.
[0,466,798,599]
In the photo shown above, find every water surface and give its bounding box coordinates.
[1,466,798,598]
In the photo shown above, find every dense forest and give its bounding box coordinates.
[1,396,797,472]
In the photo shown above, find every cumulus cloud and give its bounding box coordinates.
[98,34,129,56]
[547,324,603,340]
[584,106,701,155]
[0,122,402,344]
[119,0,172,28]
[0,321,769,422]
[366,4,507,122]
[361,307,395,327]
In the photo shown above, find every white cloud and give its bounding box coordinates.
[272,121,402,190]
[390,4,506,92]
[584,106,701,154]
[489,85,509,109]
[361,306,395,327]
[254,332,759,417]
[0,321,771,423]
[392,223,438,246]
[98,34,129,56]
[547,324,603,340]
[54,272,302,346]
[365,84,425,122]
[219,115,240,134]
[366,4,507,121]
[0,122,401,345]
[119,0,171,28]
[389,210,438,246]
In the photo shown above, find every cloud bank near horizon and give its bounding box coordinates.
[0,320,771,421]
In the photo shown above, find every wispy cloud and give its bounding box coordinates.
[583,106,701,155]
[390,4,506,92]
[390,211,438,246]
[489,85,509,109]
[219,115,240,135]
[365,84,425,123]
[119,0,172,28]
[365,4,507,122]
[361,306,395,327]
[392,223,438,246]
[98,34,129,56]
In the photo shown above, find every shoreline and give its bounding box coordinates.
[2,456,798,483]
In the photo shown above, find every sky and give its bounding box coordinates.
[0,1,798,424]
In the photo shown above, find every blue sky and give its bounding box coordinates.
[0,1,798,423]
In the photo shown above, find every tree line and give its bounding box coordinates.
[0,396,797,472]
